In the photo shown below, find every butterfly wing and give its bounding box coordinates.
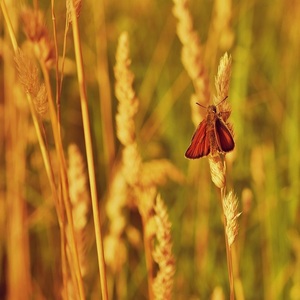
[185,120,210,159]
[215,118,235,152]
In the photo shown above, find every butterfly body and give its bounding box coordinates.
[185,104,234,159]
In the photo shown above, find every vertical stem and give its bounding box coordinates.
[69,3,108,299]
[94,0,115,175]
[0,2,70,298]
[221,187,235,300]
[50,0,62,137]
[142,218,154,300]
[40,62,85,300]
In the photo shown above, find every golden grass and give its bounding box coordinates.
[114,31,178,299]
[0,0,299,299]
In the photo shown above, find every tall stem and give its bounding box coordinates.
[142,218,154,300]
[69,3,108,299]
[40,61,85,300]
[221,187,235,300]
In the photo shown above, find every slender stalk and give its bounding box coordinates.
[40,61,85,300]
[94,0,115,175]
[221,187,235,300]
[142,218,154,300]
[0,1,18,52]
[50,0,62,136]
[0,3,70,296]
[27,95,63,221]
[69,2,108,299]
[60,222,69,300]
[59,17,69,98]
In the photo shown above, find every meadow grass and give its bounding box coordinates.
[0,0,299,299]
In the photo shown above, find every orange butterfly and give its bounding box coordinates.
[185,99,234,159]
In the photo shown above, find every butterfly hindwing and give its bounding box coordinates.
[214,118,235,152]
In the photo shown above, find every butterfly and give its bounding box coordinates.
[185,99,235,159]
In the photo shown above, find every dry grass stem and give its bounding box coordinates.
[206,53,239,299]
[0,1,296,299]
[152,195,175,300]
[114,31,179,300]
[10,27,67,297]
[93,0,116,174]
[39,55,86,300]
[18,5,87,297]
[69,2,108,298]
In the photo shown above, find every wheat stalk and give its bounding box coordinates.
[68,1,108,299]
[114,31,180,300]
[207,53,242,300]
[172,0,242,296]
[6,4,85,298]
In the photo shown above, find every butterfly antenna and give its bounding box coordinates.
[216,96,228,106]
[196,102,207,109]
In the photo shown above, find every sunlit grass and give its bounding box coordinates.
[0,0,299,299]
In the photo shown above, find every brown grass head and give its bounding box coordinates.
[66,0,82,24]
[20,8,47,42]
[20,7,55,68]
[15,50,48,117]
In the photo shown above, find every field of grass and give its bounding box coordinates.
[0,0,299,299]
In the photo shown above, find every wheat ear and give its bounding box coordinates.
[152,194,175,300]
[114,32,180,300]
[208,53,241,300]
[172,0,210,126]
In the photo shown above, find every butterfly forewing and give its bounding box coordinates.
[185,120,210,159]
[214,118,235,152]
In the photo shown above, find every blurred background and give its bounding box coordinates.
[0,0,299,299]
